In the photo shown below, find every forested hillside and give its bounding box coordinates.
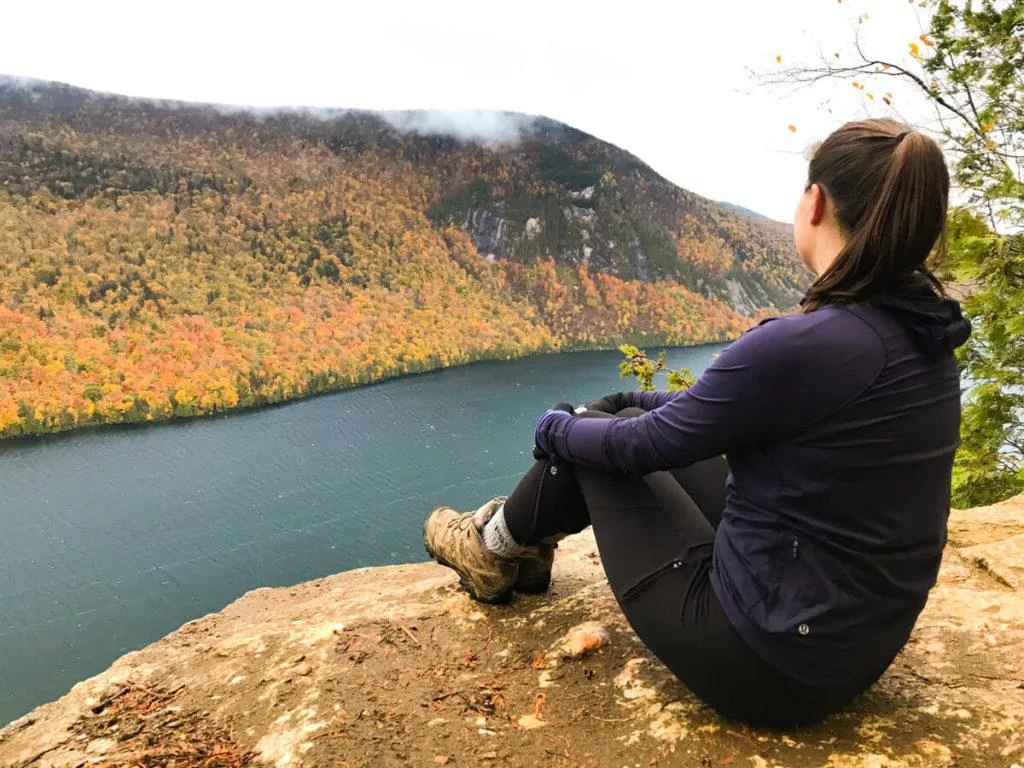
[0,78,807,437]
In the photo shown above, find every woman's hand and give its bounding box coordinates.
[533,403,575,460]
[584,392,634,415]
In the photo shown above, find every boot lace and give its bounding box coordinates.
[446,513,477,538]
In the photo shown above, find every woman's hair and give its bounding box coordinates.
[801,118,950,312]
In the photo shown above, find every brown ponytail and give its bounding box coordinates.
[801,119,950,312]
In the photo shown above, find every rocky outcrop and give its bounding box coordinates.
[2,496,1022,768]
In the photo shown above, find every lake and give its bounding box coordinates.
[0,344,724,725]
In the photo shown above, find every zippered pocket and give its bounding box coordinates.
[621,557,685,600]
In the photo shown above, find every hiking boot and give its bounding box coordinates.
[513,541,556,593]
[423,498,518,604]
[514,534,566,593]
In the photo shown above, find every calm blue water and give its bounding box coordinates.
[0,345,724,725]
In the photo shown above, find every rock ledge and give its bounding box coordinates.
[2,496,1023,768]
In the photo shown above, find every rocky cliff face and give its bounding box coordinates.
[426,133,808,311]
[3,495,1022,768]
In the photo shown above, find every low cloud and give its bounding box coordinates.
[0,76,541,147]
[379,109,539,146]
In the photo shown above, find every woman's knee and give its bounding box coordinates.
[614,406,646,418]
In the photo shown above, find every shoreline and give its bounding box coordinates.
[0,338,732,447]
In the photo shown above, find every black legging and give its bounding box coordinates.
[502,407,876,728]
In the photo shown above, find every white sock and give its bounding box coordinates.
[480,504,526,557]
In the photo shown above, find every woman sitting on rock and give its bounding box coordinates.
[423,118,970,728]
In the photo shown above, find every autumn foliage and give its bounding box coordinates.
[0,82,804,438]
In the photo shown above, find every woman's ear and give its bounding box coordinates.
[808,183,827,226]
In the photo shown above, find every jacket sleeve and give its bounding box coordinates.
[537,311,886,474]
[629,389,683,411]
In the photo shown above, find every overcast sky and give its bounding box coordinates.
[1,0,934,222]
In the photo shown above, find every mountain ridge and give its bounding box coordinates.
[0,77,808,437]
[717,200,773,221]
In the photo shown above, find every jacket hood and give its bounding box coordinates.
[870,273,971,355]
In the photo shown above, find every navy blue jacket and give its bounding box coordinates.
[537,284,970,685]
